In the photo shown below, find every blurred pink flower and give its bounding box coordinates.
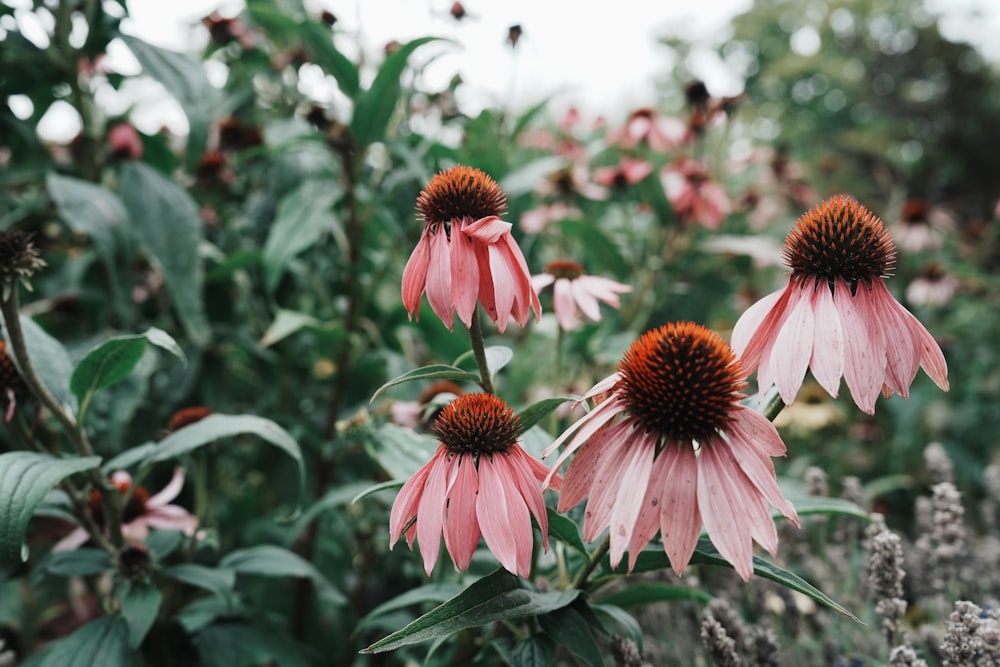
[542,323,798,581]
[402,166,541,332]
[54,468,198,552]
[732,195,949,415]
[593,158,653,189]
[520,201,582,234]
[389,394,561,576]
[906,264,959,308]
[108,123,143,161]
[531,261,631,331]
[889,198,956,253]
[662,159,731,229]
[608,108,689,152]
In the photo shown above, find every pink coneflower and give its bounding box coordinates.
[609,108,689,152]
[54,468,199,552]
[389,393,561,576]
[542,322,798,581]
[401,166,541,332]
[662,159,731,229]
[889,198,955,253]
[593,158,654,189]
[906,263,959,308]
[531,261,631,331]
[520,201,582,235]
[731,195,949,415]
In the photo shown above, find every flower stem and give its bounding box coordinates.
[548,326,565,434]
[469,308,496,395]
[572,535,610,590]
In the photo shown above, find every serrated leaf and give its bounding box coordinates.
[262,181,338,293]
[259,309,320,347]
[146,414,304,498]
[370,364,480,402]
[350,37,447,146]
[70,336,147,404]
[26,615,140,667]
[516,396,579,434]
[363,568,579,653]
[119,581,162,649]
[4,315,78,413]
[220,544,346,606]
[118,162,209,344]
[596,582,711,608]
[0,453,101,562]
[164,564,236,598]
[546,508,587,556]
[538,605,604,667]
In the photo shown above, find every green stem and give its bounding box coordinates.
[571,535,610,590]
[469,308,496,395]
[548,326,565,434]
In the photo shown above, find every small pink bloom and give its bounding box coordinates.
[531,261,631,331]
[593,158,654,189]
[520,202,582,234]
[889,198,956,253]
[108,123,143,161]
[54,468,198,552]
[732,195,949,415]
[608,108,689,152]
[543,323,798,581]
[662,159,731,229]
[906,264,959,308]
[389,394,561,576]
[402,166,541,332]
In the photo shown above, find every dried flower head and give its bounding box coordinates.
[0,230,46,295]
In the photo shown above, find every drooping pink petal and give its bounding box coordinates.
[542,398,628,484]
[727,405,787,457]
[581,422,642,543]
[401,228,432,319]
[389,453,435,546]
[558,435,609,512]
[607,435,656,568]
[450,220,481,328]
[722,414,798,525]
[904,310,949,391]
[477,455,533,577]
[731,283,790,369]
[488,245,516,332]
[464,215,512,244]
[697,444,756,581]
[834,279,886,414]
[474,244,497,322]
[570,279,602,321]
[553,278,579,331]
[425,226,454,329]
[52,527,91,553]
[522,448,562,492]
[531,274,556,292]
[500,233,542,323]
[769,283,815,404]
[627,449,673,571]
[871,280,921,398]
[657,443,702,576]
[505,447,551,549]
[809,283,844,397]
[415,450,451,574]
[143,506,199,535]
[442,453,480,571]
[575,276,630,308]
[146,467,186,509]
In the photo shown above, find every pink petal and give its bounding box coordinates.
[580,422,641,544]
[531,274,556,292]
[558,436,610,512]
[450,221,481,328]
[575,276,630,308]
[570,279,602,321]
[834,279,885,414]
[415,450,450,574]
[401,227,431,319]
[607,435,656,569]
[144,507,199,536]
[727,405,786,457]
[474,244,497,322]
[389,452,435,546]
[146,467,186,509]
[722,414,798,525]
[542,398,628,485]
[553,278,579,331]
[904,311,949,391]
[521,445,562,491]
[443,454,480,571]
[697,445,756,581]
[809,284,844,397]
[501,233,542,323]
[769,283,815,404]
[506,447,551,549]
[657,443,702,576]
[731,283,790,369]
[487,245,515,332]
[477,455,533,577]
[626,450,673,571]
[426,226,454,330]
[871,280,920,398]
[465,215,512,244]
[53,527,90,553]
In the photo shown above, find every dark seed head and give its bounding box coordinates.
[434,393,520,457]
[416,165,507,225]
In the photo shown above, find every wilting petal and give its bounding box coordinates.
[475,244,497,322]
[581,422,643,543]
[809,284,844,397]
[722,414,798,525]
[415,451,450,574]
[731,283,790,369]
[769,283,815,404]
[697,445,757,581]
[871,280,921,398]
[906,311,949,391]
[543,397,628,485]
[426,226,454,329]
[450,221,481,328]
[834,279,885,414]
[465,215,512,244]
[477,456,532,577]
[658,443,702,576]
[488,245,516,332]
[401,227,432,319]
[607,435,656,568]
[627,450,673,571]
[501,233,542,323]
[553,278,579,331]
[443,454,480,571]
[575,276,630,308]
[146,467,186,508]
[505,447,551,549]
[389,453,435,546]
[143,506,199,535]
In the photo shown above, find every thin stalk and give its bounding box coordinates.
[469,308,496,395]
[571,535,610,590]
[548,326,565,435]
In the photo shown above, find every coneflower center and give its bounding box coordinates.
[784,195,896,290]
[434,393,520,457]
[416,165,507,225]
[88,483,150,526]
[618,322,746,443]
[545,260,585,280]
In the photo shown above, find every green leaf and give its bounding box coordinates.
[538,604,604,667]
[452,345,513,377]
[70,336,147,404]
[220,544,346,606]
[4,315,78,413]
[516,396,579,434]
[142,327,186,363]
[287,481,376,544]
[596,582,711,608]
[370,364,480,403]
[146,414,304,498]
[299,21,360,97]
[118,33,218,171]
[119,581,162,649]
[24,615,140,667]
[262,181,339,293]
[589,604,644,654]
[194,622,312,667]
[259,309,321,347]
[491,636,557,667]
[357,583,464,632]
[546,508,587,556]
[350,37,446,146]
[37,549,113,578]
[786,496,871,522]
[362,568,579,653]
[163,564,236,598]
[366,423,440,481]
[0,452,101,562]
[350,479,403,506]
[118,162,209,344]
